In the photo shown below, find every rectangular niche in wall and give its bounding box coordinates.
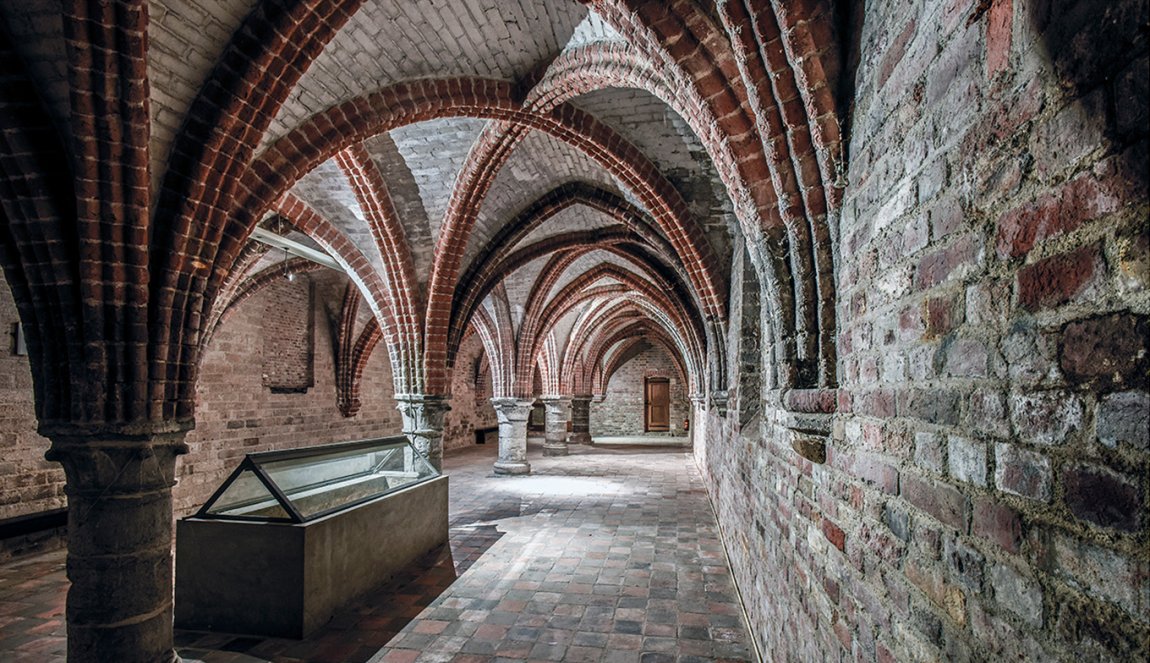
[262,279,315,393]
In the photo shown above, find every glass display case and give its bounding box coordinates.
[176,435,449,638]
[197,437,438,523]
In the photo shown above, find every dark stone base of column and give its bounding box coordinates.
[493,460,531,475]
[69,608,179,663]
[570,433,592,445]
[542,444,569,456]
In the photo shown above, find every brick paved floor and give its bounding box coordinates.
[0,442,756,663]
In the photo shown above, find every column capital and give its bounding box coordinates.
[395,394,450,471]
[540,395,572,408]
[490,397,533,421]
[45,430,189,496]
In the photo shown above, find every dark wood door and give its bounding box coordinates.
[645,378,670,432]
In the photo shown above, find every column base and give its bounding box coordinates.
[542,443,569,456]
[493,460,531,475]
[570,433,592,445]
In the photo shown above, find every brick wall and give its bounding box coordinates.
[443,332,497,450]
[590,343,690,436]
[703,0,1149,660]
[261,278,315,392]
[0,271,61,522]
[175,273,403,515]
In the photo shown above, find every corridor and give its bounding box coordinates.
[0,443,755,663]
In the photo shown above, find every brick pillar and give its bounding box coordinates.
[569,395,592,445]
[44,427,189,663]
[541,396,571,456]
[491,398,532,475]
[395,394,450,472]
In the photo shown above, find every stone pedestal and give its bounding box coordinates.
[491,398,532,475]
[570,395,592,445]
[396,394,450,471]
[541,397,571,456]
[45,428,189,663]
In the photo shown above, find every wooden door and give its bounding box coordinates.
[645,378,670,432]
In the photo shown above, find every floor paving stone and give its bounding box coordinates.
[0,442,755,662]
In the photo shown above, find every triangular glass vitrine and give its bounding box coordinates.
[196,436,439,523]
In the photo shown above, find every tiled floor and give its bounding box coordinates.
[0,441,756,663]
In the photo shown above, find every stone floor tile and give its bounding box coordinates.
[0,443,756,663]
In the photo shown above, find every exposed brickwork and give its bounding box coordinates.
[443,331,497,452]
[589,343,689,437]
[703,1,1150,661]
[176,271,402,515]
[0,270,60,521]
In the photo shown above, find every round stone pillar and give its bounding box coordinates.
[569,395,592,445]
[490,398,532,475]
[541,396,571,456]
[44,427,189,663]
[395,394,450,472]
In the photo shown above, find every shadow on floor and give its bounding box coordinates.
[175,523,505,663]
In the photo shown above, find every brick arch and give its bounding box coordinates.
[332,283,383,419]
[470,289,518,399]
[512,246,704,393]
[206,242,270,340]
[220,76,726,396]
[536,333,563,397]
[151,0,366,416]
[590,0,842,389]
[594,325,689,398]
[0,24,82,425]
[561,300,639,394]
[563,300,694,396]
[447,181,685,360]
[334,144,423,392]
[515,262,704,397]
[424,107,724,395]
[272,194,416,391]
[202,257,324,347]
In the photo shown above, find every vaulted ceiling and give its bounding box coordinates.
[0,0,843,421]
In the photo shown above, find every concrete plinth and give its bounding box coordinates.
[175,476,448,639]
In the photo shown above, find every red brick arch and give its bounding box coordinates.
[515,262,704,397]
[594,324,690,397]
[221,76,726,396]
[447,182,684,362]
[152,0,365,420]
[589,0,843,389]
[335,144,424,392]
[203,257,324,347]
[271,193,417,391]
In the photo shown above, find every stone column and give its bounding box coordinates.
[44,426,189,663]
[569,395,592,445]
[396,394,450,472]
[490,397,532,475]
[541,396,571,456]
[689,393,707,450]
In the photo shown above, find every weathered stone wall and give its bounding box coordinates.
[590,343,690,436]
[703,1,1149,661]
[444,332,497,451]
